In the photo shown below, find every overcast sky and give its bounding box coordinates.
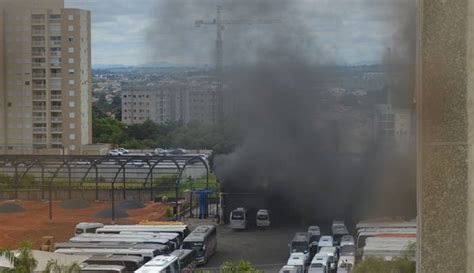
[65,0,414,66]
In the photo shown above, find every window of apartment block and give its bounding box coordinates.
[69,90,75,96]
[68,58,74,64]
[69,112,75,118]
[68,47,74,53]
[68,69,75,75]
[69,123,75,129]
[68,37,74,42]
[68,15,74,21]
[68,25,74,31]
[69,134,75,140]
[69,80,75,85]
[69,145,76,151]
[69,102,75,108]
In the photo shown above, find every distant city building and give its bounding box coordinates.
[121,77,217,125]
[0,0,92,155]
[374,104,412,144]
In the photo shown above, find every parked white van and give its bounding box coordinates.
[285,253,306,273]
[279,265,301,273]
[308,253,330,273]
[256,209,270,227]
[317,236,333,252]
[318,247,338,272]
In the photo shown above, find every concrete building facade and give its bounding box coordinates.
[0,0,91,155]
[122,78,217,125]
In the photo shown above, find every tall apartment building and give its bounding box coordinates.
[122,78,217,125]
[0,0,92,155]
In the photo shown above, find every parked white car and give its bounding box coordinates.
[108,150,123,156]
[116,148,129,154]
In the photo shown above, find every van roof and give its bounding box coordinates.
[76,223,104,229]
[86,255,144,263]
[287,253,305,266]
[311,253,329,264]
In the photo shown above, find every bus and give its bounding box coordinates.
[96,225,190,241]
[119,232,181,248]
[76,232,179,249]
[75,223,104,235]
[55,248,161,262]
[356,228,416,260]
[80,264,126,273]
[54,242,170,254]
[170,249,196,273]
[229,208,249,230]
[83,255,144,272]
[181,225,217,265]
[71,234,175,250]
[135,255,180,273]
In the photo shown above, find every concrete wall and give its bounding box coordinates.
[417,0,474,272]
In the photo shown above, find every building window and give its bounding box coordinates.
[68,58,74,64]
[7,102,12,107]
[68,69,75,75]
[69,134,75,140]
[69,90,75,96]
[68,15,74,21]
[69,80,75,85]
[68,37,74,42]
[69,112,75,118]
[69,123,75,129]
[68,47,74,53]
[68,25,74,31]
[69,145,76,151]
[69,101,75,108]
[25,81,30,86]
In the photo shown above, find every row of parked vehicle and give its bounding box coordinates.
[280,221,355,273]
[229,207,271,229]
[54,222,218,272]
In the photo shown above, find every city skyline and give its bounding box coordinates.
[65,0,413,66]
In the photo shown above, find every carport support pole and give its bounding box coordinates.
[95,169,99,201]
[150,171,154,202]
[49,179,52,222]
[175,181,179,220]
[41,167,45,200]
[68,166,72,200]
[122,168,126,200]
[111,181,115,224]
[14,165,18,200]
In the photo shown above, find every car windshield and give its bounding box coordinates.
[231,212,244,220]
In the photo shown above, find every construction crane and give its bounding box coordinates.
[195,5,282,121]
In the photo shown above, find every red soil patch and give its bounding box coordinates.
[0,200,170,249]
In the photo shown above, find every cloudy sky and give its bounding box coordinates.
[65,0,414,66]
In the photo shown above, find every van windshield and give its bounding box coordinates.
[291,242,308,253]
[257,214,268,220]
[231,212,244,220]
[183,241,204,250]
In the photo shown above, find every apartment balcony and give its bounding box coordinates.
[51,94,62,100]
[50,62,61,68]
[31,18,46,25]
[32,62,46,68]
[33,106,46,111]
[33,127,47,133]
[32,84,46,90]
[50,41,61,47]
[33,94,46,100]
[51,127,62,133]
[51,106,62,111]
[50,73,61,78]
[32,41,45,47]
[51,117,62,123]
[33,138,47,144]
[51,138,62,145]
[33,116,47,123]
[50,51,61,57]
[49,18,61,24]
[32,72,46,78]
[32,51,46,57]
[32,30,46,36]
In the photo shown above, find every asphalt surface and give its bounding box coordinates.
[199,224,302,273]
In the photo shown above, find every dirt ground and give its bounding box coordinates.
[0,200,169,249]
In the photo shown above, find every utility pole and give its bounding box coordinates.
[195,6,281,121]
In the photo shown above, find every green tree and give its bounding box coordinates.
[219,260,263,273]
[0,241,38,273]
[43,260,81,273]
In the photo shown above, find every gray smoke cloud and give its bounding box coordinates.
[147,0,417,223]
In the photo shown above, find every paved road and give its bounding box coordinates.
[200,224,303,272]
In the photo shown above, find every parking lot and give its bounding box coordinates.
[200,224,302,272]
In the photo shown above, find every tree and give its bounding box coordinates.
[0,241,38,273]
[43,260,81,273]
